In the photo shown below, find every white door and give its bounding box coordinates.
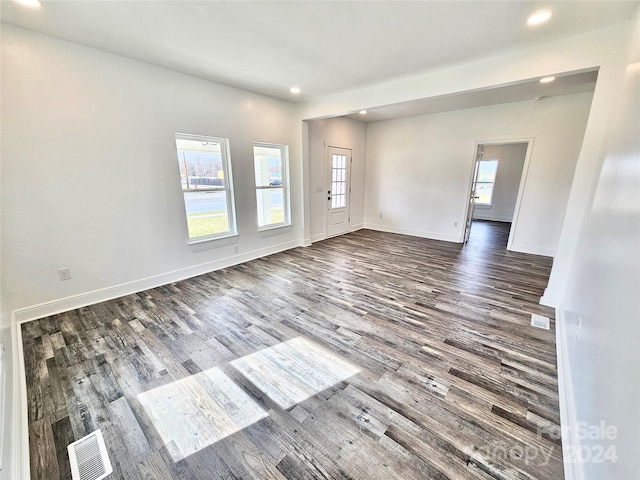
[326,146,352,237]
[463,145,483,244]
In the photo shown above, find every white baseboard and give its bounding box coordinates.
[0,334,5,475]
[13,239,301,324]
[310,233,326,244]
[363,223,461,243]
[555,308,584,480]
[9,239,303,479]
[509,242,555,257]
[310,224,364,244]
[11,313,30,480]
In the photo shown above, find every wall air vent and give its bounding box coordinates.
[68,429,113,480]
[531,314,550,330]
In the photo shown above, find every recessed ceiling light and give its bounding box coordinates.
[359,110,368,115]
[290,87,301,94]
[13,0,42,7]
[540,76,556,84]
[527,11,552,26]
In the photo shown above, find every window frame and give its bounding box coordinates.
[474,159,499,207]
[253,142,291,231]
[330,152,348,209]
[175,133,237,244]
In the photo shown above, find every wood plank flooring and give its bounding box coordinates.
[22,223,563,479]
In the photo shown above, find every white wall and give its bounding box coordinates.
[307,118,367,242]
[473,143,527,223]
[364,93,593,255]
[555,11,639,479]
[0,76,8,476]
[3,12,638,479]
[1,25,303,320]
[299,20,632,297]
[1,25,303,477]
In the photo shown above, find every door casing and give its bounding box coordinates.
[326,146,352,238]
[462,138,534,249]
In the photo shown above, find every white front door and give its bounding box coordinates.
[326,146,352,238]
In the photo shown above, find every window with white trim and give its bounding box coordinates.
[175,133,236,242]
[474,159,499,206]
[253,143,290,228]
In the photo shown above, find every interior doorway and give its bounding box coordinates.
[326,146,352,238]
[463,140,531,249]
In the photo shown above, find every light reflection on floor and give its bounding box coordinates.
[231,336,361,409]
[137,337,360,461]
[137,366,268,462]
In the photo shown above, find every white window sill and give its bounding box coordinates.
[259,223,292,238]
[188,233,239,252]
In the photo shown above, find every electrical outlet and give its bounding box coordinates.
[58,268,72,281]
[234,246,239,254]
[454,222,459,228]
[379,213,383,219]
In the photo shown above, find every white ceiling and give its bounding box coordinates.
[1,0,637,104]
[346,69,599,122]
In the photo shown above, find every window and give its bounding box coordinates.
[474,159,499,206]
[330,153,348,209]
[253,143,290,229]
[175,133,236,242]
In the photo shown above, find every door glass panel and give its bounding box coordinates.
[331,154,347,209]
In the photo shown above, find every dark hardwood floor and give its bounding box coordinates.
[468,219,511,250]
[22,225,562,479]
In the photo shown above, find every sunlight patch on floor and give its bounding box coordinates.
[137,367,268,462]
[231,336,361,409]
[137,336,360,461]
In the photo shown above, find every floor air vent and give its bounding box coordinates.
[68,429,113,480]
[531,314,550,330]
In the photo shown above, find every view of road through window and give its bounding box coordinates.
[184,191,283,215]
